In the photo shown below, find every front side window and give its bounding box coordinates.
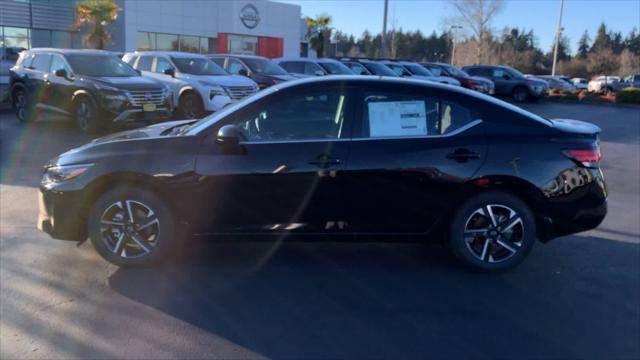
[211,57,225,67]
[243,58,289,76]
[155,57,173,73]
[49,54,71,74]
[231,88,348,142]
[318,61,352,75]
[425,65,443,76]
[386,64,409,77]
[66,54,139,77]
[171,57,226,75]
[363,62,398,77]
[404,64,433,76]
[361,90,474,138]
[280,61,304,74]
[304,62,324,75]
[227,58,247,75]
[347,63,368,75]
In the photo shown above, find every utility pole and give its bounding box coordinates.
[450,25,462,66]
[551,0,564,76]
[381,0,388,58]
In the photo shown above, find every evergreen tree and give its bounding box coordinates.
[577,30,590,58]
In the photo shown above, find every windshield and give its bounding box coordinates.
[363,62,398,76]
[172,57,227,76]
[66,54,139,77]
[242,58,289,76]
[442,64,469,77]
[404,64,433,76]
[508,67,526,79]
[386,64,410,76]
[319,61,353,75]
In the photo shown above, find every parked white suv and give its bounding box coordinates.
[587,75,621,94]
[123,51,258,118]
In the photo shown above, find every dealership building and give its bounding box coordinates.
[0,0,305,58]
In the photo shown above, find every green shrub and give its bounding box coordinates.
[616,87,640,104]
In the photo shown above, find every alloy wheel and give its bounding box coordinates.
[463,204,524,263]
[100,200,160,259]
[76,101,91,131]
[182,96,197,119]
[513,88,528,102]
[14,91,26,122]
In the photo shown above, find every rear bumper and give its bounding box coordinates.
[37,186,86,241]
[538,168,607,241]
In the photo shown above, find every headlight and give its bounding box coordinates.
[208,86,228,97]
[43,164,93,183]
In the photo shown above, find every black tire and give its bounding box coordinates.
[13,88,32,123]
[89,186,179,267]
[179,92,204,119]
[512,86,529,102]
[449,191,536,272]
[74,96,101,134]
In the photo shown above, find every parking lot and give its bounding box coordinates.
[0,102,638,359]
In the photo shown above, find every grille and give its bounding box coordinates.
[224,86,257,100]
[127,89,166,106]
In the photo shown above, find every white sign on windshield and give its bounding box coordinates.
[368,101,427,137]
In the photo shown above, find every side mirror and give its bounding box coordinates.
[314,70,325,76]
[216,124,247,147]
[54,69,68,78]
[164,68,175,77]
[238,68,249,77]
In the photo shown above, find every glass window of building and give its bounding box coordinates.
[200,37,216,54]
[52,31,72,48]
[1,26,30,49]
[228,34,257,55]
[137,32,156,51]
[156,33,178,51]
[180,35,199,53]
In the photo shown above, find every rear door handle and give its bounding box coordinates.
[447,149,480,162]
[308,155,342,168]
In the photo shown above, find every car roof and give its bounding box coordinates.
[209,53,269,60]
[125,51,208,59]
[26,48,119,56]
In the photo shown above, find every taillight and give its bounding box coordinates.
[563,148,601,168]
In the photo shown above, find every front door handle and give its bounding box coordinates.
[447,149,480,162]
[308,154,341,168]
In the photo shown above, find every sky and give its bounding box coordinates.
[281,0,640,55]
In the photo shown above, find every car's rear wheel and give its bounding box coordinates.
[13,88,32,123]
[449,191,536,272]
[74,96,101,134]
[179,92,204,119]
[512,86,529,102]
[89,186,178,267]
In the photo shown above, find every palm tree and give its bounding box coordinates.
[305,14,332,58]
[74,0,120,49]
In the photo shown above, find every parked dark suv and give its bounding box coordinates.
[421,62,494,95]
[38,76,606,271]
[210,54,298,89]
[462,65,547,102]
[10,49,172,133]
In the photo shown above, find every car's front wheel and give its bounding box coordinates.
[74,96,101,134]
[449,191,536,272]
[179,92,204,119]
[89,186,178,267]
[13,88,32,123]
[512,86,529,102]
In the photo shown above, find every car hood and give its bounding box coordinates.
[550,118,601,135]
[90,120,197,145]
[82,75,162,91]
[267,74,298,82]
[177,73,257,87]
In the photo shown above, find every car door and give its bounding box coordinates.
[192,84,355,232]
[343,83,487,232]
[490,68,514,94]
[46,54,75,114]
[24,53,51,107]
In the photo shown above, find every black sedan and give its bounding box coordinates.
[38,76,607,271]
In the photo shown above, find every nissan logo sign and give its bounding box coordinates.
[240,4,260,29]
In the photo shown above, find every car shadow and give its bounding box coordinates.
[108,234,640,359]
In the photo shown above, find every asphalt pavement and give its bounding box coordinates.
[1,102,639,359]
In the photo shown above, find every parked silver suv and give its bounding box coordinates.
[123,51,259,118]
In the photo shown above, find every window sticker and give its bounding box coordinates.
[368,101,427,137]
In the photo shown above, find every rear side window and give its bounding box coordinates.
[360,90,474,138]
[137,56,153,71]
[123,55,138,66]
[304,62,324,75]
[211,57,225,67]
[31,54,52,71]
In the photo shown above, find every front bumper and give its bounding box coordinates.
[37,186,87,241]
[112,106,172,123]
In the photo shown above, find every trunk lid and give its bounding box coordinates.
[550,118,601,135]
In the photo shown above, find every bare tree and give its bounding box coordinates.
[448,0,505,64]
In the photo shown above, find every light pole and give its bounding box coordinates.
[381,0,389,58]
[450,25,462,66]
[551,0,564,76]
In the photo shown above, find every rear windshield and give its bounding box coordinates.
[66,54,139,77]
[171,57,227,76]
